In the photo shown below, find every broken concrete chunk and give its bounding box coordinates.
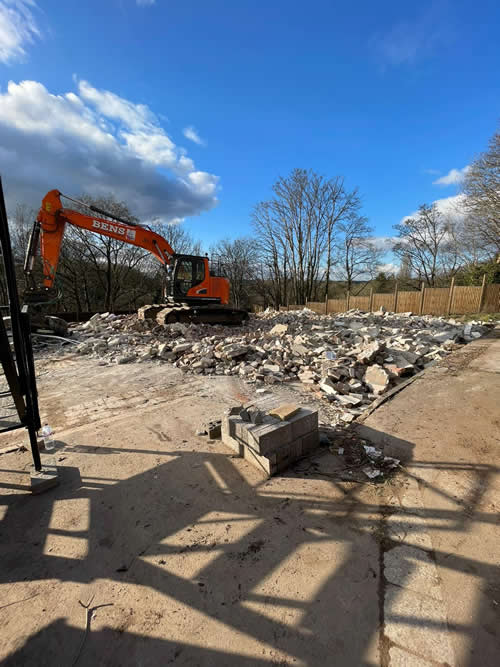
[262,363,281,373]
[173,342,192,354]
[364,364,390,395]
[298,370,317,384]
[76,342,92,354]
[222,344,249,359]
[292,342,309,356]
[117,354,136,364]
[357,341,384,363]
[270,323,288,335]
[319,377,337,395]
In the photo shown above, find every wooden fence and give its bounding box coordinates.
[278,277,500,317]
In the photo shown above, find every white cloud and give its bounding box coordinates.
[372,4,453,67]
[0,0,40,64]
[423,168,440,176]
[401,193,467,225]
[377,262,400,275]
[433,166,470,186]
[0,79,219,222]
[183,125,206,146]
[371,236,398,251]
[136,0,155,6]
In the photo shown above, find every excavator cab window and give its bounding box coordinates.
[173,256,205,296]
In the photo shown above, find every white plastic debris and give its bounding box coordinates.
[363,445,383,459]
[363,467,382,479]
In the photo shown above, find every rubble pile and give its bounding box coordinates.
[64,308,490,418]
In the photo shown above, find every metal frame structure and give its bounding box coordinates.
[0,177,41,470]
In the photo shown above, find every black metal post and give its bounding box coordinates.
[0,176,42,470]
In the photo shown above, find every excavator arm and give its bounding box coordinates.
[27,190,175,290]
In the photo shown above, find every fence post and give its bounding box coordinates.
[478,273,487,312]
[419,282,425,315]
[346,290,350,311]
[446,276,455,316]
[393,281,398,313]
[369,287,374,312]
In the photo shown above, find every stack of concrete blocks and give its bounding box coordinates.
[222,404,319,476]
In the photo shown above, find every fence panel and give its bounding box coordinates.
[372,293,395,312]
[327,298,347,313]
[396,291,421,313]
[422,287,449,315]
[451,286,481,314]
[483,284,500,313]
[306,301,326,314]
[349,296,370,311]
[280,281,498,316]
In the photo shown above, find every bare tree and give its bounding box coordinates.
[253,169,363,305]
[333,215,382,292]
[252,201,287,308]
[323,180,363,299]
[150,219,202,256]
[397,253,413,284]
[393,204,459,286]
[462,129,500,259]
[211,238,259,308]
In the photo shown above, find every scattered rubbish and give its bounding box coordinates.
[383,456,400,468]
[40,424,55,451]
[338,447,344,455]
[363,467,382,479]
[363,445,382,459]
[0,444,27,456]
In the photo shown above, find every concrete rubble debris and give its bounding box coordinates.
[46,307,491,425]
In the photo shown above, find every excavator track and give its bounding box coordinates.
[139,303,248,326]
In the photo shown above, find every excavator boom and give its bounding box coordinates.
[36,190,174,289]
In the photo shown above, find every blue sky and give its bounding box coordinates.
[0,0,499,268]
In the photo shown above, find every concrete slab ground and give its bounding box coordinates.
[0,330,499,666]
[358,326,500,666]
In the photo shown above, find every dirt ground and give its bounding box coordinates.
[0,329,499,666]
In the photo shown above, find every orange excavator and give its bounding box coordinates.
[24,190,247,325]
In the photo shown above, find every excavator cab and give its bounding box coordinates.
[167,255,207,298]
[165,254,229,305]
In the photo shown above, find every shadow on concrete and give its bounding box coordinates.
[1,426,499,666]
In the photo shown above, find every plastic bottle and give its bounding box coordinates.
[41,424,55,451]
